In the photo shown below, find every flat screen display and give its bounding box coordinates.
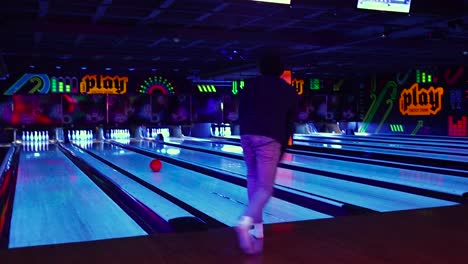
[166,95,191,125]
[108,94,152,125]
[222,94,239,123]
[297,95,328,123]
[252,0,290,4]
[191,95,223,123]
[357,0,411,13]
[62,94,106,126]
[12,94,62,126]
[0,96,13,125]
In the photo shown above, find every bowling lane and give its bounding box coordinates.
[293,135,468,153]
[292,139,468,163]
[82,142,330,226]
[294,134,468,148]
[65,142,195,221]
[341,133,468,144]
[124,140,457,212]
[169,138,468,197]
[220,135,468,162]
[174,138,468,195]
[0,146,8,162]
[0,146,12,171]
[9,143,146,248]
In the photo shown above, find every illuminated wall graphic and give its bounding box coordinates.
[416,69,434,83]
[360,63,466,136]
[396,69,412,85]
[399,83,444,116]
[389,124,404,132]
[444,66,464,85]
[411,120,424,135]
[310,79,321,90]
[292,78,304,95]
[359,80,398,133]
[197,85,217,93]
[138,76,175,95]
[449,89,464,111]
[231,80,244,95]
[3,73,51,95]
[80,75,128,94]
[333,79,344,92]
[448,116,467,136]
[281,70,291,84]
[51,76,79,93]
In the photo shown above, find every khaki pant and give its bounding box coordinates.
[240,135,281,223]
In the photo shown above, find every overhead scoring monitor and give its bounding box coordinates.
[357,0,412,13]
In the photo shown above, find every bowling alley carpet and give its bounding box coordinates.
[1,204,467,263]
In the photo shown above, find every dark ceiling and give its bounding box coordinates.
[0,0,467,80]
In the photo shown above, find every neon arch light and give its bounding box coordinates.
[138,76,175,95]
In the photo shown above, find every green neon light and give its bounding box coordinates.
[51,79,57,92]
[411,120,424,135]
[359,81,397,133]
[66,84,71,92]
[428,75,432,83]
[310,79,320,90]
[390,124,404,132]
[59,82,64,92]
[416,69,420,83]
[197,85,217,93]
[231,80,245,95]
[232,81,238,95]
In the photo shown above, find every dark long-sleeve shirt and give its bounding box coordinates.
[238,75,298,147]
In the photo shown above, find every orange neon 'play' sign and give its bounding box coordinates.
[80,75,128,94]
[399,83,444,116]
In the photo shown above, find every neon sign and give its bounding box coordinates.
[291,78,304,95]
[310,79,321,90]
[138,76,175,95]
[80,75,128,94]
[389,124,404,132]
[416,69,433,83]
[448,116,467,137]
[197,85,217,93]
[232,80,244,95]
[4,73,50,95]
[399,83,444,116]
[51,76,79,93]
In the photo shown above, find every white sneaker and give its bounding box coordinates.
[249,223,264,239]
[236,216,254,254]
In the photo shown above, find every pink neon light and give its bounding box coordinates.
[148,85,167,95]
[448,116,467,137]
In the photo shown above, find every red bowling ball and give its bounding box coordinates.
[150,159,162,172]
